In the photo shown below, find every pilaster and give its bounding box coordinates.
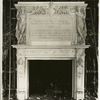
[17,50,26,100]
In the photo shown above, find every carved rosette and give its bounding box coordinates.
[76,48,85,94]
[76,6,87,44]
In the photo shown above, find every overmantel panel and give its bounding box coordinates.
[15,2,87,45]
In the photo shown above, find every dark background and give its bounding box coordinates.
[3,0,98,99]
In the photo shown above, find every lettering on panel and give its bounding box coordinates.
[27,15,76,45]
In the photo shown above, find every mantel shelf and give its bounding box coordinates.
[12,44,90,49]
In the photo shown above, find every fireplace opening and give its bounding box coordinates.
[29,60,72,98]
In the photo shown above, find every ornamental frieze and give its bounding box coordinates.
[16,5,86,15]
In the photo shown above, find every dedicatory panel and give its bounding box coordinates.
[27,15,76,45]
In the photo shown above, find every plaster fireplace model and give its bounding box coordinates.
[12,2,90,100]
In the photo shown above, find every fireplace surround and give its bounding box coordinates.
[12,45,89,100]
[12,2,89,100]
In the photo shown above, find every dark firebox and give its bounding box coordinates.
[29,60,72,99]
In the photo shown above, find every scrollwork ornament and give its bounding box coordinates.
[53,6,77,15]
[32,6,47,15]
[53,6,69,15]
[69,6,77,13]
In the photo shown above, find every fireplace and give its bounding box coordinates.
[29,60,72,97]
[12,2,90,100]
[11,46,89,100]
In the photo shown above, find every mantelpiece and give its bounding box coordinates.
[13,2,89,100]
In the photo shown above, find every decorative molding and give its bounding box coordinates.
[12,44,90,49]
